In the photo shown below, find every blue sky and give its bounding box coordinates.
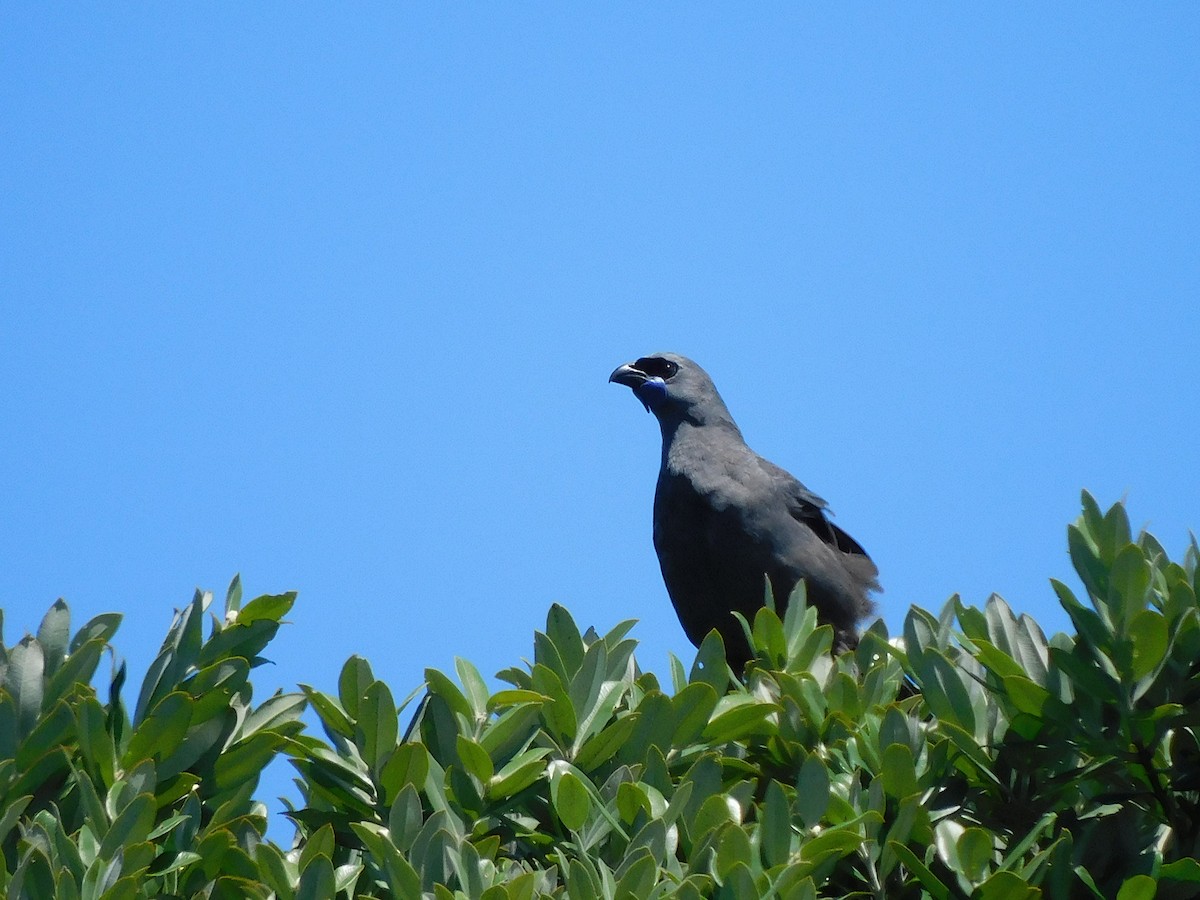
[3,6,1197,831]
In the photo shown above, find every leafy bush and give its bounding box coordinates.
[3,493,1200,898]
[0,579,306,898]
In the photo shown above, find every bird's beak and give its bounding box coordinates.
[609,363,648,388]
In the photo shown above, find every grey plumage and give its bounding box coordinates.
[610,352,879,669]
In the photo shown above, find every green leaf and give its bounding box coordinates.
[981,594,1051,683]
[936,720,1000,786]
[1101,499,1133,560]
[1049,642,1119,704]
[213,732,285,793]
[1110,544,1151,625]
[690,790,737,848]
[795,754,830,827]
[387,783,424,851]
[752,605,787,666]
[568,640,608,725]
[545,604,586,680]
[298,822,335,872]
[488,747,551,799]
[37,599,71,676]
[131,605,190,725]
[425,667,473,721]
[668,653,688,694]
[241,690,307,738]
[1053,579,1116,658]
[1002,675,1051,718]
[1127,609,1169,680]
[196,618,280,670]
[903,605,942,666]
[122,691,193,768]
[601,617,639,653]
[157,710,235,783]
[532,630,567,685]
[1068,523,1108,602]
[70,697,113,791]
[456,734,494,782]
[69,759,110,842]
[614,849,657,899]
[44,636,107,710]
[619,691,673,764]
[552,768,591,831]
[1078,490,1104,543]
[296,854,335,900]
[0,795,32,846]
[454,657,491,719]
[702,694,779,743]
[783,581,815,643]
[888,841,950,900]
[235,591,296,626]
[68,612,121,654]
[255,844,296,899]
[97,793,155,861]
[97,874,140,900]
[798,825,862,865]
[1115,874,1157,900]
[14,699,75,772]
[1160,858,1200,883]
[721,863,758,900]
[760,781,793,868]
[184,658,250,722]
[879,743,919,800]
[6,636,45,736]
[975,870,1040,900]
[617,781,650,825]
[967,637,1025,681]
[566,857,602,899]
[337,655,374,719]
[574,709,639,771]
[530,663,576,743]
[300,685,355,739]
[957,827,994,883]
[9,746,71,801]
[715,823,753,879]
[486,689,549,709]
[379,741,431,806]
[575,687,629,759]
[879,708,916,758]
[356,679,398,773]
[690,630,732,692]
[915,648,976,735]
[671,682,719,747]
[225,573,243,614]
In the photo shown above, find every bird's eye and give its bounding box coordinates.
[636,357,679,379]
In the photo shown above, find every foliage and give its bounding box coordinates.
[3,493,1200,898]
[0,578,306,898]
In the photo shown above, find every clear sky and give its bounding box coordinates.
[3,6,1197,833]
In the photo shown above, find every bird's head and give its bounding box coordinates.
[609,353,738,431]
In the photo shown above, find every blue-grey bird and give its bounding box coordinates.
[610,353,879,668]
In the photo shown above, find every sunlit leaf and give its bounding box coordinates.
[36,599,71,676]
[1127,609,1168,680]
[551,768,591,831]
[545,603,586,681]
[7,636,45,737]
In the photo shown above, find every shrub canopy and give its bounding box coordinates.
[2,493,1200,898]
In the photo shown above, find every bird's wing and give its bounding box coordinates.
[755,458,872,560]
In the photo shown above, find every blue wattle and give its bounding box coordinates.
[634,379,667,413]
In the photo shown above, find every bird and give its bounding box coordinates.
[609,352,879,670]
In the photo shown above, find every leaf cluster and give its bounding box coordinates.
[0,578,306,898]
[3,494,1200,898]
